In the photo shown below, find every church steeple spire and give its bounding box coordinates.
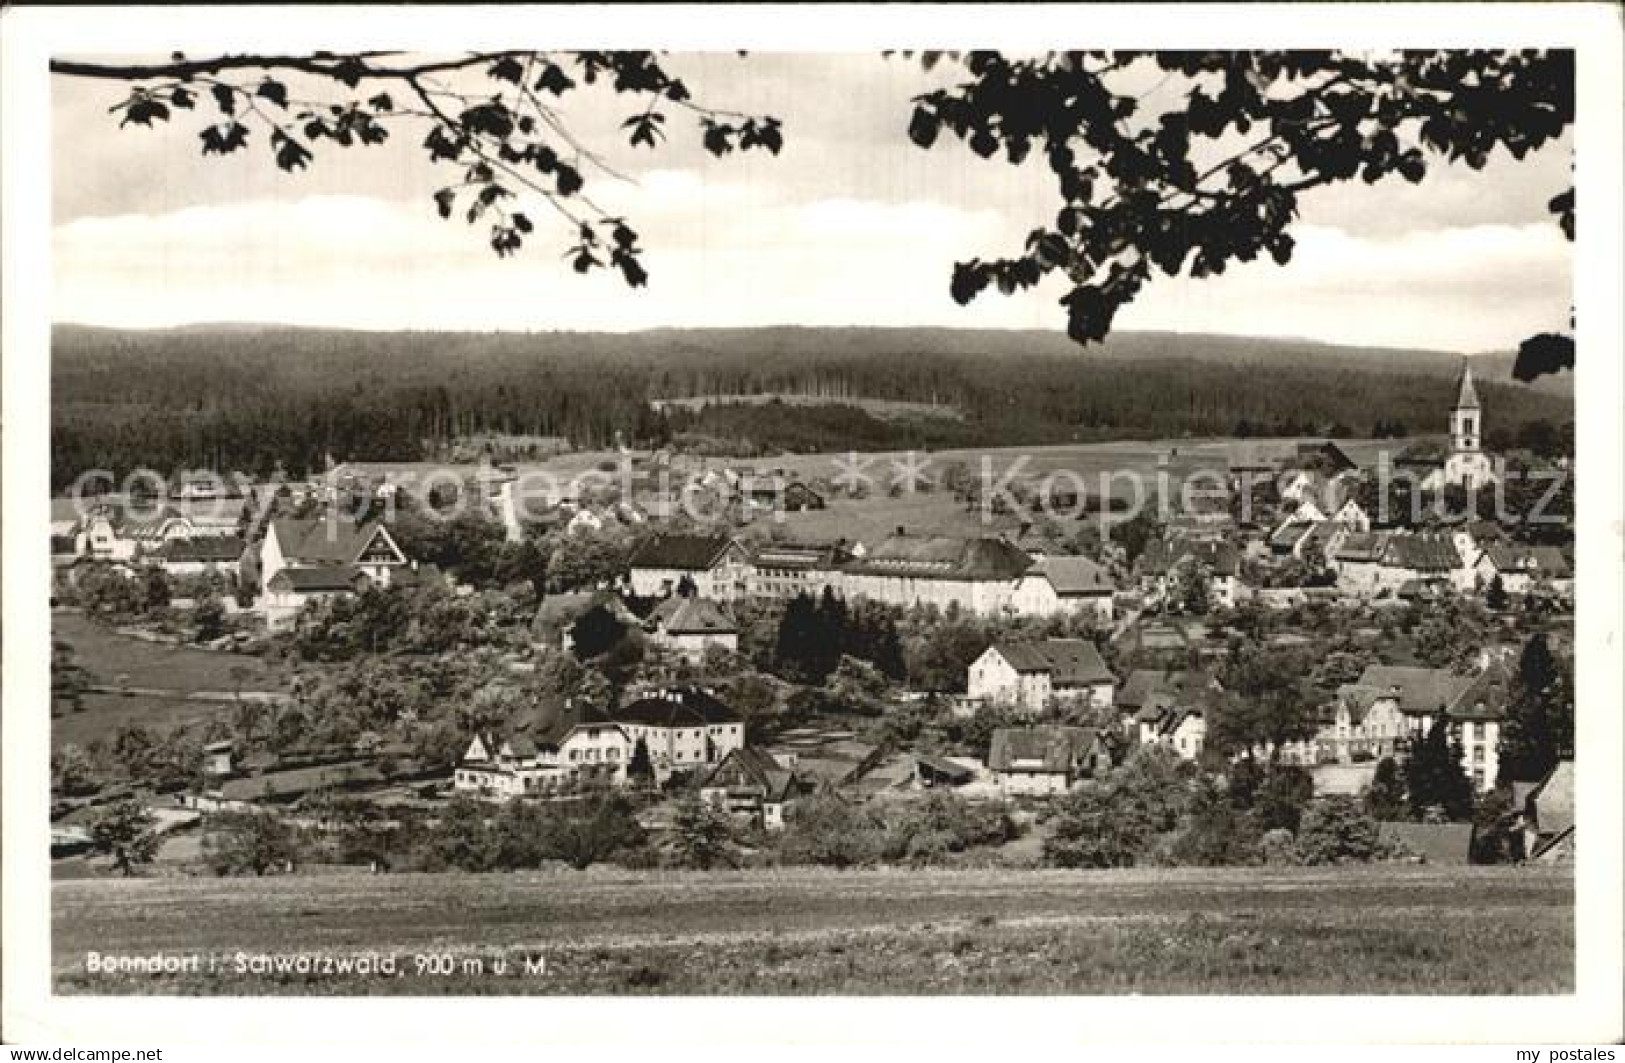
[1454,359,1481,411]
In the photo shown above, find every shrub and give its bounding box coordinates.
[1296,796,1383,865]
[1258,827,1301,866]
[777,793,886,868]
[202,809,303,876]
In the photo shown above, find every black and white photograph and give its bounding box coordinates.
[3,2,1622,1049]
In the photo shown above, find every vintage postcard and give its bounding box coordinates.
[3,2,1621,1049]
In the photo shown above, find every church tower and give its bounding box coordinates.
[1443,359,1495,489]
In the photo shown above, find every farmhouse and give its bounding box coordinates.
[836,531,1035,615]
[1011,555,1116,620]
[1139,703,1208,761]
[155,535,247,580]
[627,533,754,601]
[987,725,1100,796]
[644,596,740,660]
[257,517,409,596]
[608,687,745,782]
[741,476,825,514]
[700,746,806,830]
[967,638,1114,715]
[263,566,369,630]
[1473,543,1573,596]
[1372,533,1467,596]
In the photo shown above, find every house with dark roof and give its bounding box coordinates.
[1472,543,1574,596]
[1011,555,1116,620]
[607,687,745,782]
[456,713,579,799]
[1312,681,1410,765]
[1136,535,1245,609]
[1352,659,1515,790]
[627,532,753,601]
[740,476,825,514]
[155,535,247,579]
[258,516,408,594]
[700,746,808,830]
[987,725,1101,796]
[1372,533,1468,596]
[1330,531,1391,594]
[967,639,1115,715]
[835,531,1036,615]
[645,596,739,660]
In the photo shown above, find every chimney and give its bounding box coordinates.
[895,525,906,537]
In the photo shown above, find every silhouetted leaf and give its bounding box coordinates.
[555,163,583,196]
[433,188,456,220]
[199,121,249,155]
[211,84,236,115]
[271,131,312,172]
[489,57,525,84]
[535,63,575,96]
[257,80,289,108]
[1513,333,1574,382]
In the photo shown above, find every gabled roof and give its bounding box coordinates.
[702,746,800,801]
[1380,534,1461,573]
[1139,536,1240,578]
[1525,760,1574,839]
[648,596,738,636]
[988,725,1092,773]
[989,639,1113,687]
[1333,532,1389,562]
[628,532,738,571]
[268,565,365,592]
[1033,555,1113,595]
[271,518,401,567]
[609,688,742,728]
[158,535,246,563]
[843,534,1033,582]
[1335,684,1388,726]
[1446,661,1514,721]
[1354,664,1477,716]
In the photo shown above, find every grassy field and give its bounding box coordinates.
[52,611,284,750]
[53,612,282,693]
[53,865,1571,995]
[53,693,242,750]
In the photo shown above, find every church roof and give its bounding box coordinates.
[1454,361,1481,411]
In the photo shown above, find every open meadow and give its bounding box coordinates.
[53,864,1571,996]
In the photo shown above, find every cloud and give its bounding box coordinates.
[52,182,1573,349]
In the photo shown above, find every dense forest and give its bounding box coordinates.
[51,325,1573,490]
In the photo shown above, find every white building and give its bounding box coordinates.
[627,533,754,601]
[1424,361,1498,491]
[608,688,745,783]
[1010,555,1116,621]
[645,596,740,660]
[967,639,1115,715]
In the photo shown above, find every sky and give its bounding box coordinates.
[50,53,1574,351]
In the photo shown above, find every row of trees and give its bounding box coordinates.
[52,324,1573,491]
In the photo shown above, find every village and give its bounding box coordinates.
[44,358,1576,878]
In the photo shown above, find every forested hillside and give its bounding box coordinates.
[51,325,1573,489]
